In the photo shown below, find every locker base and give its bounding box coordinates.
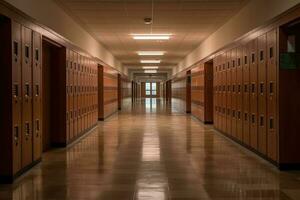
[191,115,213,125]
[0,158,42,184]
[213,127,283,169]
[67,124,98,146]
[53,123,98,148]
[278,163,300,170]
[98,110,118,121]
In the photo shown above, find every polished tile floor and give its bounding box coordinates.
[1,98,300,199]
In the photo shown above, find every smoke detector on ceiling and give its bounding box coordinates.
[144,17,152,25]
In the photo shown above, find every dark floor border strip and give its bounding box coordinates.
[213,127,283,169]
[98,110,118,121]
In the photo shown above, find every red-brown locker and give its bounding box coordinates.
[266,29,278,161]
[249,39,258,150]
[21,26,33,168]
[231,48,237,139]
[236,46,243,141]
[78,55,82,134]
[66,49,70,141]
[85,58,89,129]
[257,34,267,155]
[222,56,227,133]
[73,52,78,137]
[69,50,74,140]
[213,59,218,128]
[242,43,250,145]
[226,51,232,136]
[32,31,42,161]
[213,57,219,129]
[12,21,22,174]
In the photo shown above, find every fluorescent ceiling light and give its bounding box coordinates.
[141,60,161,64]
[144,70,157,73]
[142,66,159,69]
[131,34,172,40]
[137,51,165,56]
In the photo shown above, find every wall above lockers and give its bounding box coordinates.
[176,0,300,74]
[2,0,122,71]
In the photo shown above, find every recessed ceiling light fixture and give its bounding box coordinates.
[140,60,161,64]
[142,66,159,69]
[131,34,172,40]
[137,51,165,56]
[144,70,157,73]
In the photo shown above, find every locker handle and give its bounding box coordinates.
[269,118,274,129]
[35,48,39,61]
[251,53,255,63]
[244,113,248,121]
[260,50,264,61]
[244,84,248,93]
[260,116,264,127]
[36,120,40,137]
[13,41,18,57]
[36,85,39,96]
[25,45,29,63]
[269,47,274,58]
[13,84,19,99]
[14,126,19,144]
[25,83,30,99]
[244,55,248,65]
[251,83,255,93]
[25,122,30,138]
[238,58,241,66]
[269,82,273,95]
[260,83,264,94]
[251,114,255,124]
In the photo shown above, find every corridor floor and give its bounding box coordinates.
[1,98,300,200]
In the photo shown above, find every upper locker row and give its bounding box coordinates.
[213,29,277,162]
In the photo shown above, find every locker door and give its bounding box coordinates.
[243,44,250,145]
[73,52,78,137]
[21,26,33,168]
[266,29,278,161]
[236,47,243,141]
[225,52,231,135]
[66,49,70,141]
[32,31,42,161]
[257,34,267,155]
[78,55,82,134]
[222,55,227,133]
[231,48,237,139]
[250,39,258,150]
[213,60,217,128]
[69,50,74,140]
[11,21,22,174]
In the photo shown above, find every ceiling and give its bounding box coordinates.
[56,0,249,74]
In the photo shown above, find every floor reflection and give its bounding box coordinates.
[1,98,300,199]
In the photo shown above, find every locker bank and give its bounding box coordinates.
[1,0,300,199]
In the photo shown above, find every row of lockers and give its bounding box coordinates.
[171,71,191,113]
[191,62,213,123]
[213,29,277,162]
[0,18,42,179]
[66,49,98,142]
[98,65,119,120]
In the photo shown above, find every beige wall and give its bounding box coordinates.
[4,0,122,71]
[177,0,300,74]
